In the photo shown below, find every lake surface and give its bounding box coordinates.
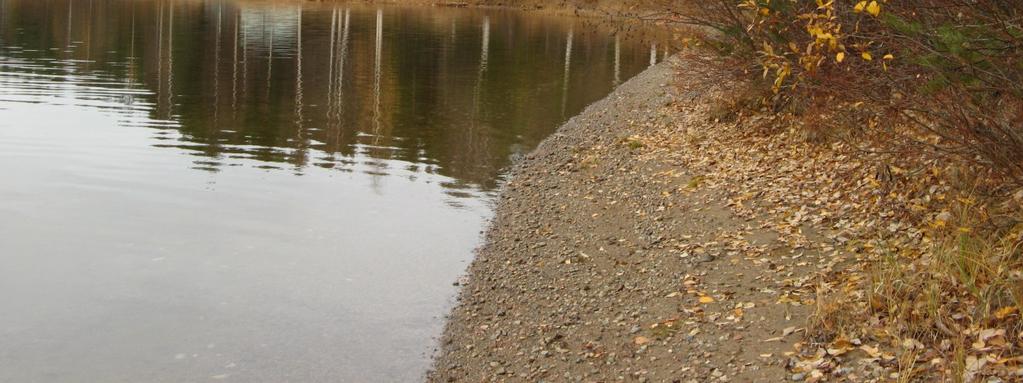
[0,0,667,381]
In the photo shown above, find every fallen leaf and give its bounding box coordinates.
[964,355,985,382]
[978,328,1006,342]
[860,344,881,358]
[994,306,1018,320]
[827,336,854,356]
[866,1,881,17]
[853,1,866,13]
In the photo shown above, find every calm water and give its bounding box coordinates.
[0,0,666,381]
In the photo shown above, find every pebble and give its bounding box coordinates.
[429,54,808,383]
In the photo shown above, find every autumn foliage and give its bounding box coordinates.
[650,0,1023,380]
[667,0,1023,186]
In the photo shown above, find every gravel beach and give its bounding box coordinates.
[428,57,822,382]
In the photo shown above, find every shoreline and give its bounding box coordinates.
[428,57,812,382]
[428,55,684,382]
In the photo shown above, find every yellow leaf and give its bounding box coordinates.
[853,1,866,13]
[866,1,881,17]
[699,296,715,304]
[836,52,845,63]
[861,52,873,61]
[883,53,894,60]
[994,306,1018,319]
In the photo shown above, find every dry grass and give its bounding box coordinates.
[810,187,1023,380]
[681,63,1022,380]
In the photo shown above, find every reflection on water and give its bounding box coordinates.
[0,0,668,381]
[1,0,664,188]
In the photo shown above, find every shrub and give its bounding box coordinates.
[662,0,1023,186]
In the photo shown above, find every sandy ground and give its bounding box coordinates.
[427,57,830,382]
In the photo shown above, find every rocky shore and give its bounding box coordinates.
[427,58,826,382]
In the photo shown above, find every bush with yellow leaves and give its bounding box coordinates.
[666,0,1022,186]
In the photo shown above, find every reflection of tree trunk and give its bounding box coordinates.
[373,8,382,139]
[327,8,336,110]
[336,9,349,123]
[167,2,174,119]
[0,1,4,37]
[649,42,656,67]
[293,7,306,169]
[203,1,223,168]
[214,2,221,124]
[368,8,385,192]
[295,8,303,126]
[469,16,491,179]
[325,7,350,155]
[129,3,136,58]
[156,0,175,119]
[242,9,247,105]
[614,34,620,86]
[124,1,136,114]
[265,8,273,106]
[156,0,163,117]
[232,8,238,112]
[66,0,72,47]
[127,1,135,84]
[86,0,93,67]
[472,16,489,120]
[481,16,490,79]
[561,27,572,118]
[338,9,351,105]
